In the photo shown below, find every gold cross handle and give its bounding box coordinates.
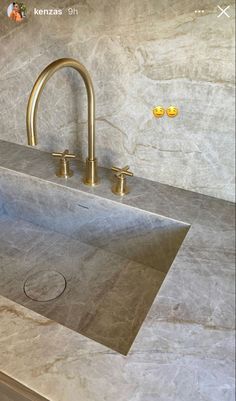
[52,149,76,160]
[111,165,134,196]
[52,149,76,178]
[111,165,134,178]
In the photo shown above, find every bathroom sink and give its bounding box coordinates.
[0,176,190,354]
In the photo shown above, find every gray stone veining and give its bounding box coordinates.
[0,140,235,401]
[0,143,190,354]
[0,0,235,201]
[0,170,190,271]
[0,214,167,355]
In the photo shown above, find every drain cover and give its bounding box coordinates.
[24,270,66,302]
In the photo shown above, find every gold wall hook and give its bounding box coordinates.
[111,165,134,196]
[52,149,76,178]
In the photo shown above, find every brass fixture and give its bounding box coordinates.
[111,165,133,196]
[26,58,99,186]
[52,149,76,178]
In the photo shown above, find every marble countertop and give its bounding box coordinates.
[0,140,235,401]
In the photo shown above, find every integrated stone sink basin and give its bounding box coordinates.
[0,172,190,354]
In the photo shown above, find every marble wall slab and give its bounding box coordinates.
[0,0,235,201]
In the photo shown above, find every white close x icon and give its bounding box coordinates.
[217,5,230,18]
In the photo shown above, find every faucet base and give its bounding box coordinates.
[112,177,129,196]
[83,158,99,186]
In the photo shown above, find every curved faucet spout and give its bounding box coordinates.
[26,58,98,185]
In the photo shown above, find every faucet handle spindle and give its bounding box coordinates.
[52,149,76,178]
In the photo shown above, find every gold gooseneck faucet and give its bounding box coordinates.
[26,58,99,185]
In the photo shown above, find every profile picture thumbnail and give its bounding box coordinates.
[7,2,27,22]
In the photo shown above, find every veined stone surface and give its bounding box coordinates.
[0,0,235,201]
[0,149,190,354]
[0,141,235,401]
[0,187,235,400]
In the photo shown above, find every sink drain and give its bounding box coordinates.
[24,270,66,302]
